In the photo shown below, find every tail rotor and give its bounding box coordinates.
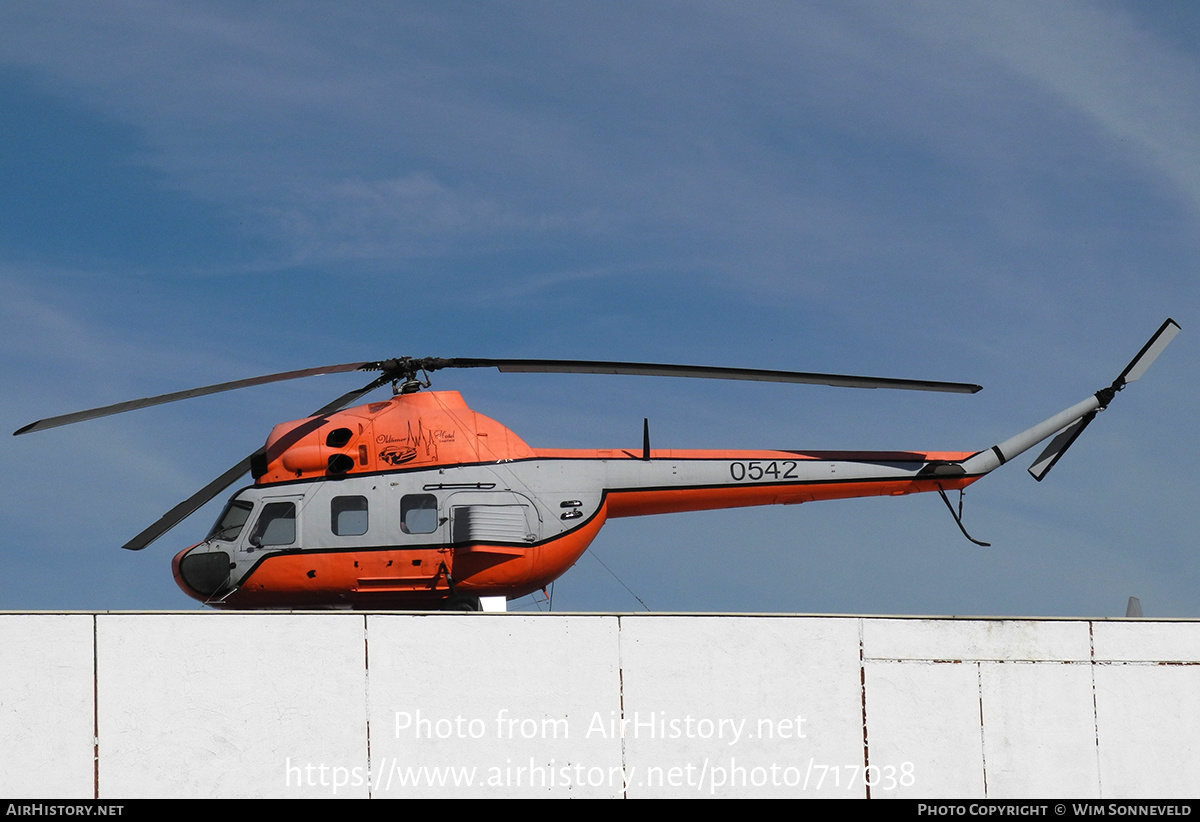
[1028,319,1180,481]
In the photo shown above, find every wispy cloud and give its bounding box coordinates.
[889,2,1200,214]
[268,172,598,263]
[4,1,1195,298]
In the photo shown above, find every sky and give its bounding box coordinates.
[1,1,1197,616]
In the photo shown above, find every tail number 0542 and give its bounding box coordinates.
[729,461,799,482]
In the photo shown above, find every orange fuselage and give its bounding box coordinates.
[173,391,979,609]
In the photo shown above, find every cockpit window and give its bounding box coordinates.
[249,502,296,547]
[207,500,253,542]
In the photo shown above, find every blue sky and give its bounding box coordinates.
[2,1,1197,615]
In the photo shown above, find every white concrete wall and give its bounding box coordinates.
[2,613,1197,798]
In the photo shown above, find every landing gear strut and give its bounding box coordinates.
[443,593,482,611]
[435,561,481,611]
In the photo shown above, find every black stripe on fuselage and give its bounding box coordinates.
[250,452,963,490]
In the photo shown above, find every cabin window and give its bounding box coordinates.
[207,500,253,542]
[401,494,438,534]
[331,496,368,536]
[249,502,296,546]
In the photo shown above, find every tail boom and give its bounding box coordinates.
[959,395,1102,477]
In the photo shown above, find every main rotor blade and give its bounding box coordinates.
[14,361,375,436]
[122,376,387,550]
[123,455,256,551]
[1116,318,1180,386]
[18,351,981,440]
[437,358,983,394]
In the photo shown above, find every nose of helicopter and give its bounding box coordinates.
[173,544,232,601]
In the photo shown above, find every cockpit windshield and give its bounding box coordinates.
[207,499,254,542]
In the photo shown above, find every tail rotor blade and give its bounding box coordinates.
[1116,318,1180,387]
[1028,412,1096,481]
[1027,318,1178,482]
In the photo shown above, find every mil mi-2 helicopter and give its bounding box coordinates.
[15,320,1178,611]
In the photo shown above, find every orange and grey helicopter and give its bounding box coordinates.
[15,320,1179,611]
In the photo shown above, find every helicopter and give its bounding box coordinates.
[15,319,1179,611]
